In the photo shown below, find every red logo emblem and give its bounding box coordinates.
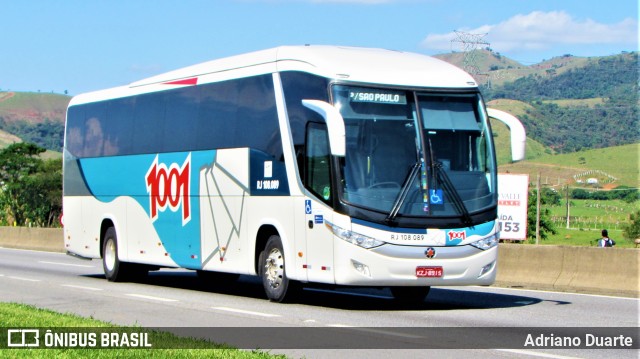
[425,247,436,259]
[448,230,466,241]
[146,154,191,225]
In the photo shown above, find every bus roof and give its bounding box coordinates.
[70,45,477,105]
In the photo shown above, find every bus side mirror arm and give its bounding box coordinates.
[487,108,526,162]
[301,100,346,157]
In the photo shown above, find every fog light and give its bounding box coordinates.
[351,259,371,277]
[479,261,495,278]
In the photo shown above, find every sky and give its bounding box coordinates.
[1,0,637,95]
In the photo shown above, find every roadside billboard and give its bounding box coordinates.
[498,174,529,240]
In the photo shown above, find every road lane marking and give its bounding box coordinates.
[211,306,281,318]
[478,286,639,301]
[39,261,95,268]
[61,284,103,291]
[125,294,178,302]
[7,276,41,282]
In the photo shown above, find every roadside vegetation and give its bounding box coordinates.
[484,53,638,153]
[0,302,281,358]
[523,190,639,247]
[0,143,61,227]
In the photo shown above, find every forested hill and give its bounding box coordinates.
[487,53,637,101]
[480,52,638,153]
[0,92,70,151]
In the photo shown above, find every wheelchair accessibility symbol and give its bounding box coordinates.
[305,199,312,214]
[430,189,444,205]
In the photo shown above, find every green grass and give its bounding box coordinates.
[499,143,639,188]
[0,91,70,112]
[535,144,639,186]
[520,199,638,247]
[547,198,635,222]
[542,98,605,108]
[0,303,282,358]
[0,91,70,126]
[492,118,549,165]
[0,129,21,147]
[527,227,633,248]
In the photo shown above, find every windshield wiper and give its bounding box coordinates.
[434,161,473,226]
[385,161,421,224]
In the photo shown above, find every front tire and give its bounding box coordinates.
[259,235,298,302]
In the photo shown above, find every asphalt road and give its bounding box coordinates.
[0,247,637,358]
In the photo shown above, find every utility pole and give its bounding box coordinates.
[565,184,571,229]
[536,172,541,245]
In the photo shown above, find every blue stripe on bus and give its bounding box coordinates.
[80,151,215,268]
[78,149,290,268]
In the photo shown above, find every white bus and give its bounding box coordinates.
[63,45,525,303]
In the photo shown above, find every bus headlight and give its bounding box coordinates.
[469,233,499,250]
[325,221,385,249]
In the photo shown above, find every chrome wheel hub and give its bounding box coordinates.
[264,248,283,289]
[104,239,116,271]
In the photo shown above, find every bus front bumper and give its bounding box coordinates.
[332,238,498,287]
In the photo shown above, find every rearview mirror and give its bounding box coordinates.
[301,100,346,157]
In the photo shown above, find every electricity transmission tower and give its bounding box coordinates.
[451,30,490,83]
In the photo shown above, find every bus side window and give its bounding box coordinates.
[305,122,332,203]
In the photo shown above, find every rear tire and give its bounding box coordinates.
[259,235,298,302]
[103,227,124,282]
[390,286,430,304]
[102,227,146,282]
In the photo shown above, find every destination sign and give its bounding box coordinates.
[349,90,407,105]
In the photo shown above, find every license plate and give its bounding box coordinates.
[416,266,443,278]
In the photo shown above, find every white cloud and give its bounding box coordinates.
[422,11,638,53]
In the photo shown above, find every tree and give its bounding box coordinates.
[527,190,557,241]
[0,143,62,227]
[22,158,62,227]
[0,143,45,225]
[540,187,562,206]
[622,210,640,242]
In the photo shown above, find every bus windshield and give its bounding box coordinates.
[332,85,496,222]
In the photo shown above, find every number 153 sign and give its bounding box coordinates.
[497,174,529,240]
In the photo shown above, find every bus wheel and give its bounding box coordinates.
[103,227,145,282]
[259,235,297,303]
[390,286,430,304]
[103,227,124,282]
